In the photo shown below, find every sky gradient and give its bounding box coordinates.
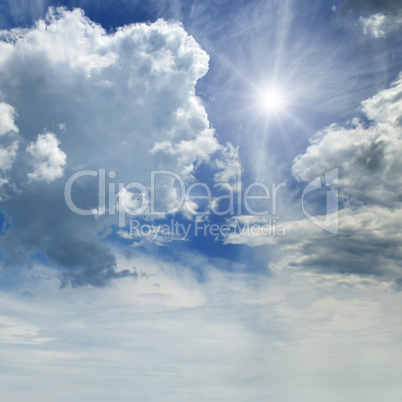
[0,0,402,400]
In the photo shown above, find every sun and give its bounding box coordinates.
[259,88,285,112]
[260,89,284,110]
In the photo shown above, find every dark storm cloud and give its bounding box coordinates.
[0,179,128,287]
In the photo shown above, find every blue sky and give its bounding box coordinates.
[0,0,402,400]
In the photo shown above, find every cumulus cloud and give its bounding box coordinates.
[226,72,402,284]
[27,132,66,182]
[0,7,235,286]
[0,102,19,173]
[0,102,19,199]
[287,75,402,282]
[292,74,402,207]
[0,102,18,136]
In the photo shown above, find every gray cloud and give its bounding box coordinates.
[226,72,402,284]
[340,0,402,38]
[289,74,402,282]
[292,74,402,208]
[0,7,234,286]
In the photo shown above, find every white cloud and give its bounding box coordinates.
[292,74,402,207]
[0,7,225,202]
[0,28,29,44]
[0,140,18,171]
[0,102,18,136]
[0,102,19,198]
[0,253,401,401]
[362,74,402,125]
[214,143,242,191]
[359,13,402,38]
[27,132,66,182]
[0,7,237,284]
[225,73,402,285]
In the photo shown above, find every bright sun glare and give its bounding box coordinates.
[260,89,285,112]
